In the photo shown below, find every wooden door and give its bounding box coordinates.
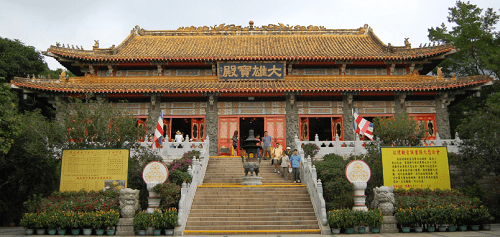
[218,117,239,155]
[265,116,286,148]
[299,117,309,141]
[331,117,343,140]
[137,118,147,142]
[191,118,205,141]
[412,114,437,140]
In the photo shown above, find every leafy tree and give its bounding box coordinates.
[454,91,500,181]
[0,38,47,80]
[0,80,20,155]
[428,1,499,78]
[0,110,62,225]
[58,97,145,149]
[372,112,426,147]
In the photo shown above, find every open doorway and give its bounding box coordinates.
[171,118,191,141]
[239,117,265,141]
[308,117,332,141]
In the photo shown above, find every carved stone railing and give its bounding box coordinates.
[174,138,210,235]
[295,132,462,159]
[139,135,209,163]
[298,154,330,234]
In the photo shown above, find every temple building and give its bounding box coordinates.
[11,22,494,156]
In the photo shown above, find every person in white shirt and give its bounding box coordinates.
[174,130,183,144]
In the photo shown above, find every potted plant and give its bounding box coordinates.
[413,207,424,232]
[68,211,81,235]
[104,210,120,235]
[34,212,47,235]
[342,209,356,234]
[56,211,70,235]
[395,208,412,233]
[477,206,493,230]
[46,212,58,235]
[91,211,105,236]
[81,212,93,235]
[152,209,162,236]
[20,213,36,235]
[456,205,468,231]
[367,209,383,233]
[354,210,368,234]
[162,207,178,236]
[134,211,150,236]
[302,143,320,160]
[447,205,458,232]
[327,210,342,234]
[434,206,448,231]
[426,207,437,232]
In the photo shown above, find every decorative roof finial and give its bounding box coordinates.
[249,20,254,30]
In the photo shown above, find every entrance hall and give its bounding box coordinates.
[239,117,264,141]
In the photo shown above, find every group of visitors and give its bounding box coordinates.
[272,144,301,183]
[233,130,302,183]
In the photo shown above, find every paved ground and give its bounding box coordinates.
[1,224,499,236]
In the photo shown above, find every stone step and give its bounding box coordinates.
[192,200,312,206]
[184,224,320,230]
[190,204,314,210]
[194,188,308,194]
[188,212,317,218]
[185,220,319,227]
[192,194,310,199]
[187,216,317,221]
[189,207,316,214]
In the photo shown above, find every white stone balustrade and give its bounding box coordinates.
[299,156,330,234]
[174,137,210,235]
[295,132,462,159]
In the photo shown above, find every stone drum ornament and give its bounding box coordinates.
[345,160,371,211]
[142,161,169,213]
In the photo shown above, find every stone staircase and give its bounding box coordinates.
[183,157,321,235]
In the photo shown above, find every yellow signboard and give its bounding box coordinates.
[60,149,129,191]
[381,147,450,190]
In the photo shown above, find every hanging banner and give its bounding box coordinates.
[60,149,129,191]
[381,147,450,190]
[218,62,286,80]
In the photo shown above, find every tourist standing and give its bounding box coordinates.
[290,149,301,183]
[262,131,272,160]
[232,130,238,156]
[255,134,261,159]
[280,149,290,181]
[273,143,283,173]
[174,130,183,148]
[284,146,292,158]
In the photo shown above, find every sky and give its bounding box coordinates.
[1,0,499,70]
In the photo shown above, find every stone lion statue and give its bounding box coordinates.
[119,188,140,218]
[370,186,396,216]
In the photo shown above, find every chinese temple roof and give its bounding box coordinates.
[11,75,492,94]
[46,23,455,63]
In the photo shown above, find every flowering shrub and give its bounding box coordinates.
[169,157,192,172]
[24,189,119,213]
[182,150,200,160]
[302,143,320,159]
[394,188,480,209]
[19,213,36,229]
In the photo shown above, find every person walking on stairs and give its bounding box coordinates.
[232,130,238,156]
[262,131,272,160]
[290,149,301,183]
[280,148,290,181]
[273,143,283,173]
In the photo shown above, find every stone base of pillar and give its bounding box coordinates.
[381,216,399,233]
[116,218,134,236]
[241,176,262,185]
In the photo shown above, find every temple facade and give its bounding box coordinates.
[11,22,493,156]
